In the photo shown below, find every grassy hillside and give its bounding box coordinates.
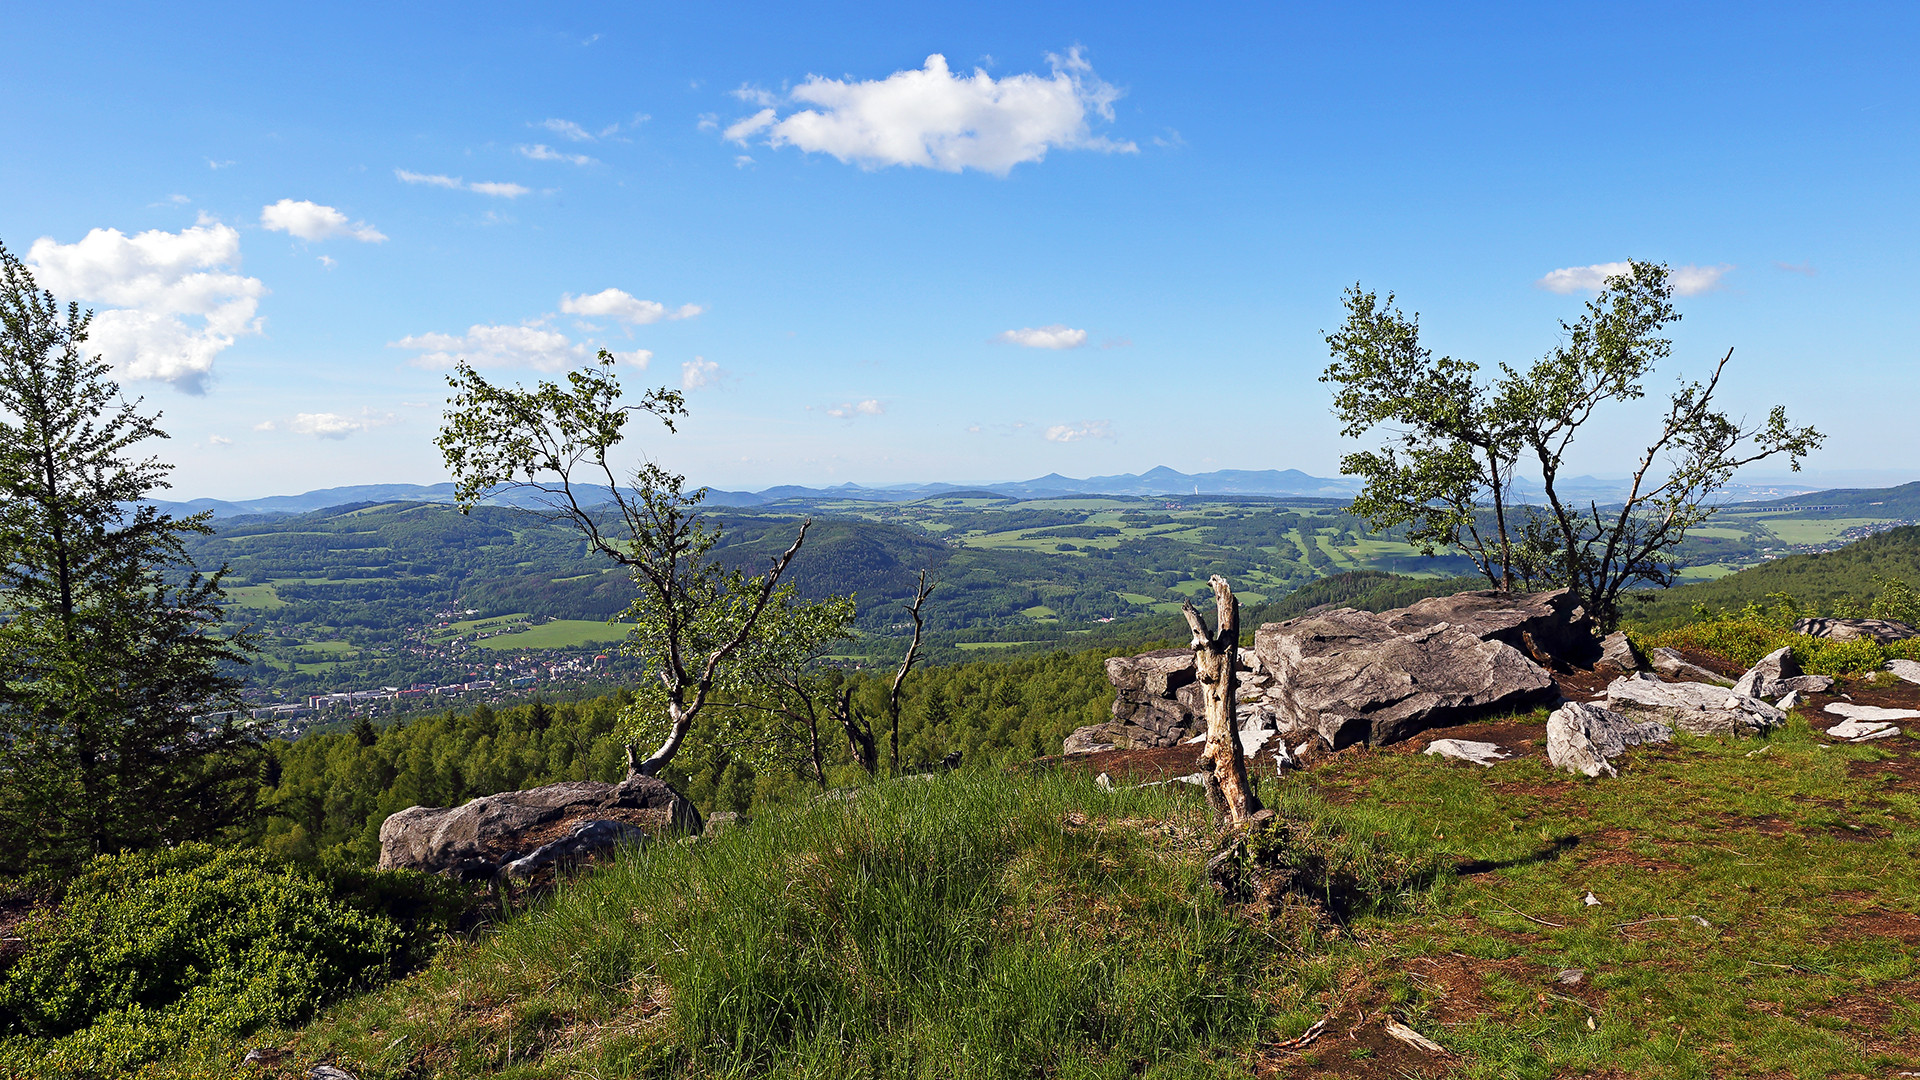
[31,720,1920,1079]
[1625,525,1920,628]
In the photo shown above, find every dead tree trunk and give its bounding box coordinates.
[887,571,934,777]
[837,687,879,777]
[1183,575,1259,825]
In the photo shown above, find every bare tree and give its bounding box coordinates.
[1182,576,1259,825]
[834,570,934,778]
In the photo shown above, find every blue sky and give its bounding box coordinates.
[3,2,1916,500]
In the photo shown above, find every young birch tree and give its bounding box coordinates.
[436,353,809,778]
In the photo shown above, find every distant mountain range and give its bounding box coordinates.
[153,467,1866,519]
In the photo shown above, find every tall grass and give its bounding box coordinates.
[293,771,1322,1078]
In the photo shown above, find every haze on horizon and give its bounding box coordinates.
[3,3,1916,502]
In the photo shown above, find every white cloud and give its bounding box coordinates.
[1775,261,1817,277]
[731,84,780,107]
[825,399,884,418]
[539,118,594,141]
[468,181,531,198]
[681,357,720,390]
[317,255,337,269]
[395,169,464,189]
[395,169,530,197]
[207,158,235,170]
[1535,261,1733,296]
[724,48,1137,175]
[391,322,592,371]
[1045,420,1111,443]
[260,199,387,242]
[254,420,276,431]
[519,144,598,166]
[26,223,266,392]
[997,324,1087,349]
[1670,263,1733,296]
[288,409,396,439]
[559,288,702,325]
[166,194,191,205]
[207,434,233,446]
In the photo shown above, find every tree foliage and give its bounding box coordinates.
[436,352,815,776]
[1324,261,1823,630]
[0,241,255,871]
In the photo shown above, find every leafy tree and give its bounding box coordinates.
[437,353,811,777]
[1323,287,1523,588]
[1324,262,1822,630]
[1496,262,1823,629]
[0,241,255,870]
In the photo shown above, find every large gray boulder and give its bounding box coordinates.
[1596,631,1645,673]
[1792,617,1918,645]
[1732,646,1802,699]
[1547,701,1672,778]
[1253,607,1557,748]
[1603,673,1785,737]
[377,776,701,879]
[1380,588,1601,668]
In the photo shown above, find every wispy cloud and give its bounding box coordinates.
[721,48,1136,175]
[539,118,594,141]
[559,288,702,325]
[260,199,386,242]
[825,399,884,418]
[681,357,720,390]
[288,409,398,439]
[1774,261,1818,277]
[1044,420,1111,443]
[518,144,598,166]
[395,169,530,198]
[997,324,1087,349]
[1535,261,1733,296]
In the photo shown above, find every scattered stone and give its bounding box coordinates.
[377,775,701,879]
[1823,702,1916,741]
[1254,606,1556,748]
[1888,659,1920,686]
[242,1048,287,1065]
[1423,739,1514,767]
[1775,690,1803,711]
[1582,891,1602,907]
[1733,646,1802,699]
[702,811,749,839]
[1647,647,1734,686]
[1596,631,1645,673]
[1555,968,1586,986]
[1605,674,1785,737]
[1687,915,1713,929]
[1793,616,1918,645]
[1546,701,1672,778]
[310,1067,359,1080]
[1824,702,1920,723]
[1383,1018,1447,1055]
[1778,674,1835,694]
[1825,719,1901,742]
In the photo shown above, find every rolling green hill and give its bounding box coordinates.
[1624,524,1920,627]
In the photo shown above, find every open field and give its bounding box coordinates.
[476,619,631,651]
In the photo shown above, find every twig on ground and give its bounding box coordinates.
[1487,897,1566,927]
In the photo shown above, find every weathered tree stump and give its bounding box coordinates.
[1183,575,1260,824]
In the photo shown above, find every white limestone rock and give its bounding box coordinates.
[1547,700,1673,778]
[1886,658,1920,686]
[1733,646,1802,699]
[1422,739,1514,767]
[1604,673,1786,737]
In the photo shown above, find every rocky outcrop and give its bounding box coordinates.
[1887,659,1920,686]
[1547,701,1672,778]
[1253,607,1557,748]
[1792,617,1918,645]
[1603,673,1785,737]
[1733,647,1801,699]
[377,776,701,880]
[1068,648,1205,755]
[1380,588,1601,669]
[1596,631,1645,673]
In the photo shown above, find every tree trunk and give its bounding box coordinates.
[1183,576,1259,825]
[837,688,878,776]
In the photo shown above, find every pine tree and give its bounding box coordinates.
[0,240,256,871]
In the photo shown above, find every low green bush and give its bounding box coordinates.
[0,844,459,1076]
[1637,604,1920,675]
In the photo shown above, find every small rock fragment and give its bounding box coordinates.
[1422,739,1514,767]
[1775,690,1803,711]
[1383,1018,1446,1054]
[1582,891,1602,907]
[1555,968,1586,985]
